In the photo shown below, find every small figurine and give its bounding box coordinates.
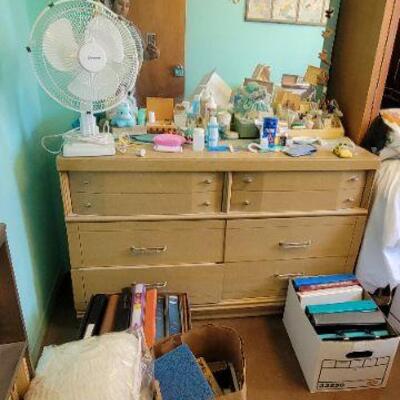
[111,101,136,128]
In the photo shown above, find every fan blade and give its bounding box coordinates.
[43,18,79,72]
[86,15,124,64]
[68,65,120,102]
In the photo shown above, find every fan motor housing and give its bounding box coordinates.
[79,41,107,73]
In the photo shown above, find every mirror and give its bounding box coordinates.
[101,0,338,103]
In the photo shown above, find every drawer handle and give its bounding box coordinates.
[344,197,355,203]
[204,178,213,184]
[243,200,251,206]
[274,273,306,279]
[83,180,90,185]
[203,201,211,207]
[348,176,360,183]
[130,245,168,255]
[243,177,254,184]
[85,202,92,208]
[279,240,312,249]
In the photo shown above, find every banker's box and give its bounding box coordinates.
[283,280,400,393]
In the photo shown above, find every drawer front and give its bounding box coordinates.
[72,192,222,215]
[71,264,223,308]
[72,220,225,267]
[70,172,223,194]
[225,216,359,262]
[223,257,352,299]
[232,171,366,192]
[230,187,363,212]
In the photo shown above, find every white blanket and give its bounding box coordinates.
[356,160,400,292]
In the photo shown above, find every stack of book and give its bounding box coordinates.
[78,284,191,347]
[293,274,394,341]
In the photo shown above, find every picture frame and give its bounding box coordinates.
[245,0,331,27]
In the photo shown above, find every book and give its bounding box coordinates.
[154,344,214,400]
[307,300,377,315]
[298,285,363,307]
[99,294,119,335]
[131,284,146,330]
[114,287,132,332]
[80,294,108,339]
[144,289,157,347]
[298,280,360,293]
[168,295,182,335]
[156,295,165,340]
[294,274,357,289]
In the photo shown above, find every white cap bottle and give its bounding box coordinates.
[193,128,205,152]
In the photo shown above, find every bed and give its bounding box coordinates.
[356,159,400,292]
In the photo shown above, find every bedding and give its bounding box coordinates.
[356,159,400,292]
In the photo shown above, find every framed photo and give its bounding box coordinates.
[246,0,331,26]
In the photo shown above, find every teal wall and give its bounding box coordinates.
[185,0,325,97]
[0,0,73,360]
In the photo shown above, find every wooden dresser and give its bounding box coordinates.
[57,146,379,318]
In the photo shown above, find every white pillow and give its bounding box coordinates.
[25,332,142,400]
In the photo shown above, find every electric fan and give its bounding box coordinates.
[27,0,141,157]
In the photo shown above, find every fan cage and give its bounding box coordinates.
[28,0,141,113]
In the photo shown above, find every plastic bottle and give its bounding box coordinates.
[192,128,205,152]
[208,116,219,148]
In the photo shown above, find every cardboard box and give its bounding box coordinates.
[283,281,400,393]
[153,325,247,400]
[388,288,400,334]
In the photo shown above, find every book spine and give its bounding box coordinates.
[131,284,146,330]
[168,295,182,335]
[144,289,157,347]
[156,295,165,340]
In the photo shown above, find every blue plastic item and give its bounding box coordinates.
[155,344,214,400]
[307,300,377,315]
[293,274,357,289]
[111,102,136,128]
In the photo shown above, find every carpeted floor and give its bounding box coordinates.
[42,278,400,400]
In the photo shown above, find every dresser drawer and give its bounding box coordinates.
[223,257,352,300]
[70,220,225,267]
[72,192,222,215]
[232,171,366,192]
[225,216,360,262]
[230,170,365,212]
[71,264,223,308]
[230,187,363,212]
[70,172,223,194]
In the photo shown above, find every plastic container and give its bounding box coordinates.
[208,116,219,148]
[192,128,205,152]
[262,117,279,148]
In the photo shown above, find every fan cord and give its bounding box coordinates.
[41,127,79,154]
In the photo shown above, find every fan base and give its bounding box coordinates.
[63,134,116,157]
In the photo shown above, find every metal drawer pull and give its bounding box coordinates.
[243,200,251,206]
[130,245,168,255]
[279,240,312,249]
[203,201,211,207]
[274,272,305,279]
[348,176,360,182]
[85,202,92,208]
[204,178,213,184]
[243,177,253,184]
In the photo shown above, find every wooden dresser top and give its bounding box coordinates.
[57,145,379,172]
